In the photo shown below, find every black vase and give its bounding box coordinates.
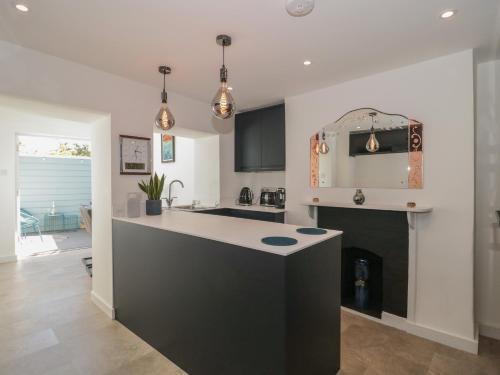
[146,200,162,215]
[353,189,365,205]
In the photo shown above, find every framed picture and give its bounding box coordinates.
[161,134,175,163]
[119,135,152,175]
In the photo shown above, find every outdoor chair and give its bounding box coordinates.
[20,208,42,240]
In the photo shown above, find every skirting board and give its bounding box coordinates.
[91,290,115,319]
[0,255,17,264]
[341,307,478,354]
[480,323,500,341]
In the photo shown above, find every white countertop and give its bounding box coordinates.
[113,210,340,256]
[303,200,433,213]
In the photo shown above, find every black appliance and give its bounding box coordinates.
[238,187,254,206]
[260,188,276,207]
[275,188,286,209]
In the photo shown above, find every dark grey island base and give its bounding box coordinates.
[112,219,341,375]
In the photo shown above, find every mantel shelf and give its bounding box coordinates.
[302,201,433,213]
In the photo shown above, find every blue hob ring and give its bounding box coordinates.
[296,227,327,235]
[261,236,298,246]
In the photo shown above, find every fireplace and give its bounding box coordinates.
[318,206,409,318]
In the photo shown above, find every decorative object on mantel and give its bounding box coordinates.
[353,189,365,205]
[120,135,152,175]
[211,34,236,119]
[155,65,175,131]
[407,202,416,208]
[138,173,166,216]
[161,134,175,163]
[313,197,320,203]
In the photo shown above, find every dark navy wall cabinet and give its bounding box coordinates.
[235,103,286,172]
[112,220,341,375]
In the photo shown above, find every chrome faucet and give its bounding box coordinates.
[165,180,184,208]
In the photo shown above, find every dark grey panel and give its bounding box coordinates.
[318,207,408,318]
[113,220,340,375]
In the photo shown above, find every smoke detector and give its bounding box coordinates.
[286,0,315,17]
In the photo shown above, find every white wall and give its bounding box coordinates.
[285,51,476,346]
[0,41,215,315]
[219,124,286,202]
[476,60,500,340]
[152,134,220,206]
[193,135,220,205]
[153,135,195,206]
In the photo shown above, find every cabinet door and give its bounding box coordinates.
[235,110,262,171]
[260,104,286,171]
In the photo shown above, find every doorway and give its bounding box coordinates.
[16,135,92,258]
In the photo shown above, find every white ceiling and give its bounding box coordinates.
[0,0,499,110]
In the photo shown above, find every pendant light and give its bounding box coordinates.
[366,112,380,153]
[314,133,320,154]
[154,66,175,131]
[319,131,329,154]
[211,35,236,119]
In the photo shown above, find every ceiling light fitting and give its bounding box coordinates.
[15,3,29,12]
[154,65,175,131]
[440,10,456,19]
[286,0,315,17]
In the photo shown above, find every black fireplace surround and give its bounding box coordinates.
[318,206,409,318]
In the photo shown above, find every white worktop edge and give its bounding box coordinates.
[302,201,433,213]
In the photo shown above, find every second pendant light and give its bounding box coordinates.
[211,34,236,119]
[366,112,380,153]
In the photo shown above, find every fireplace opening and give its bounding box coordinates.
[341,247,383,318]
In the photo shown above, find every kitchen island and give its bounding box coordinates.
[112,210,342,375]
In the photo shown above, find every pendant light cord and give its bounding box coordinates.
[222,44,225,67]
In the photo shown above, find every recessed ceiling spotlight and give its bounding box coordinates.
[303,60,312,66]
[15,3,29,12]
[440,10,456,19]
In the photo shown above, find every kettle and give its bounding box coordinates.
[238,187,254,206]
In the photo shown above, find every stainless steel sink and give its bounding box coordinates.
[171,205,217,212]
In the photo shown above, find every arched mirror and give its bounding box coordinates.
[310,108,423,189]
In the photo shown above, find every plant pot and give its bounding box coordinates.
[146,200,162,215]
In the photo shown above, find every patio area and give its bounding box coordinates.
[17,229,91,258]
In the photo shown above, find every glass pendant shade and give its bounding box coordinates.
[155,65,175,131]
[155,102,175,131]
[318,131,329,154]
[319,141,329,154]
[212,82,235,119]
[366,127,380,153]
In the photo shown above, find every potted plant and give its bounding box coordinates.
[138,173,165,215]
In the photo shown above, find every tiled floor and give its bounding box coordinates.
[0,250,499,375]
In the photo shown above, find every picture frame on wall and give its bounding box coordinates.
[161,134,175,163]
[119,135,152,175]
